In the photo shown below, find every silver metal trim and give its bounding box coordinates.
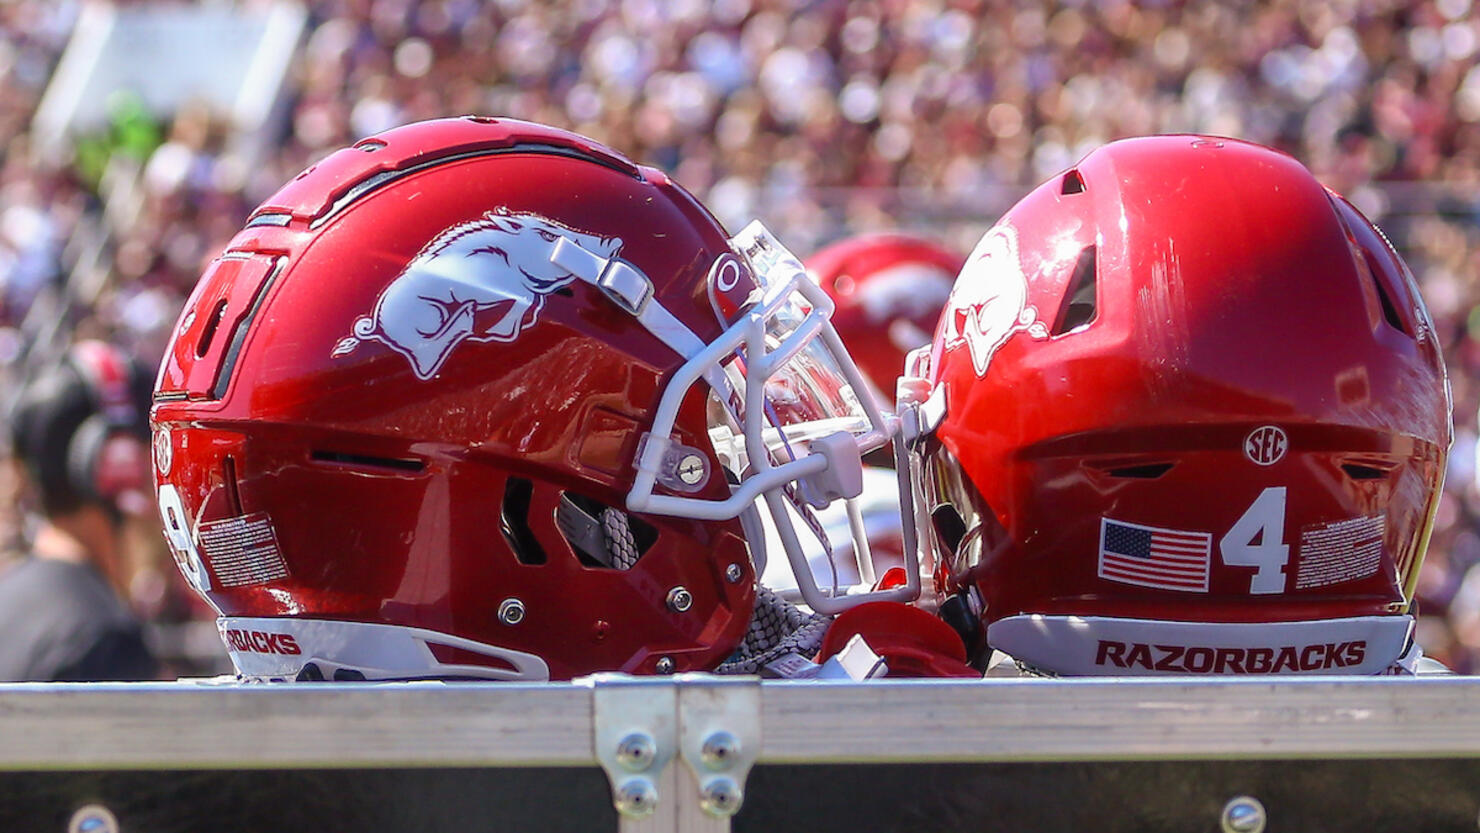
[676,675,760,820]
[590,676,677,821]
[0,676,1476,772]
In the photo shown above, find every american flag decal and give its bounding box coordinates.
[1098,517,1212,593]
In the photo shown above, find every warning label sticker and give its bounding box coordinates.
[198,512,289,588]
[1295,515,1384,590]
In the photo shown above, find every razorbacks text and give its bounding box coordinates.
[1094,639,1366,673]
[224,629,302,656]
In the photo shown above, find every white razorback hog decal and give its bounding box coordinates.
[940,225,1047,377]
[333,209,622,379]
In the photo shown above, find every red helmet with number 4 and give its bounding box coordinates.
[900,135,1450,676]
[806,234,961,403]
[152,117,917,682]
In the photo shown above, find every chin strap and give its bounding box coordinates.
[600,507,642,571]
[716,586,830,675]
[555,495,644,571]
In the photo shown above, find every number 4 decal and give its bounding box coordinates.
[1219,486,1289,594]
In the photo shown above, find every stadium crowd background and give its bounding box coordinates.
[4,0,1480,673]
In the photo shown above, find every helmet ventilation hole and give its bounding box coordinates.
[1342,462,1393,481]
[310,450,425,473]
[1363,249,1410,335]
[222,455,243,515]
[211,257,284,400]
[1335,195,1411,337]
[1061,169,1086,195]
[195,299,229,359]
[931,504,968,557]
[1051,246,1098,335]
[1104,462,1174,479]
[500,477,547,565]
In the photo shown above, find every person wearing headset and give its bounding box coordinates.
[0,340,160,681]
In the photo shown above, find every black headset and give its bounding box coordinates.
[10,341,149,514]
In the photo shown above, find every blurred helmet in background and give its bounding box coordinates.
[747,234,962,601]
[151,116,916,682]
[806,233,960,404]
[901,135,1451,676]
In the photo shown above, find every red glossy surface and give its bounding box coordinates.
[925,136,1450,629]
[153,117,756,679]
[817,601,977,678]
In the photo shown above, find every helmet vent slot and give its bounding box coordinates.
[501,477,547,565]
[1104,462,1174,479]
[931,504,968,557]
[1363,249,1410,336]
[1061,169,1086,195]
[427,643,519,674]
[222,455,243,515]
[211,256,285,400]
[1051,246,1098,335]
[1342,462,1393,481]
[310,451,425,473]
[244,212,292,228]
[195,299,229,359]
[313,144,642,228]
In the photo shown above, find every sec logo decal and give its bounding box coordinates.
[1244,425,1288,466]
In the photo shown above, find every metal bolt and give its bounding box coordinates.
[1220,796,1267,833]
[655,656,675,674]
[666,586,694,613]
[498,598,526,625]
[677,453,706,485]
[725,563,743,583]
[699,776,744,817]
[700,731,741,770]
[612,777,659,819]
[68,805,119,833]
[614,732,657,772]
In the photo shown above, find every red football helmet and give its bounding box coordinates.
[151,117,917,681]
[806,234,961,403]
[899,135,1450,676]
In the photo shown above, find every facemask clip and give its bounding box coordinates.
[637,432,712,494]
[798,431,864,509]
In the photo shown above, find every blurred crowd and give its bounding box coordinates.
[5,0,1480,673]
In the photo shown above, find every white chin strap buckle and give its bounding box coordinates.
[551,236,653,315]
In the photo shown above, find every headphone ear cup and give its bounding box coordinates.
[65,414,110,504]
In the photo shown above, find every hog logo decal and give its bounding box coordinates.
[940,225,1047,377]
[333,209,621,379]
